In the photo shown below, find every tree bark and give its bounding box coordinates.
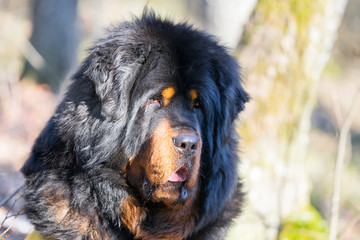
[232,0,348,238]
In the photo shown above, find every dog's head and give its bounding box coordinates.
[22,12,249,221]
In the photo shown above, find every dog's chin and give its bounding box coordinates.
[153,166,200,207]
[151,182,192,208]
[142,176,197,209]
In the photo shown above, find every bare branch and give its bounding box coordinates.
[339,211,360,239]
[0,182,25,208]
[329,87,360,240]
[0,208,23,239]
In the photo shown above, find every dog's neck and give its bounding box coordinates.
[120,192,199,240]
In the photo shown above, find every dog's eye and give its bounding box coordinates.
[150,94,163,106]
[193,99,202,109]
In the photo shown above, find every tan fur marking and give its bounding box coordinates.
[162,87,175,107]
[45,189,101,238]
[120,196,146,235]
[148,119,178,184]
[186,130,201,189]
[190,89,198,101]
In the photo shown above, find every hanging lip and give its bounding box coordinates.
[168,167,188,182]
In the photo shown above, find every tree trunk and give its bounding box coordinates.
[22,0,79,93]
[187,0,257,50]
[229,0,348,239]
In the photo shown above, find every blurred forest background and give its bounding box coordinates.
[0,0,359,239]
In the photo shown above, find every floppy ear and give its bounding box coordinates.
[81,40,156,121]
[197,56,249,229]
[214,59,249,121]
[84,46,116,118]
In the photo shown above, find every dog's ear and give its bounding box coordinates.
[197,55,249,228]
[84,46,116,118]
[213,58,249,122]
[81,40,154,121]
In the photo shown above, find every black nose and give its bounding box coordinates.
[173,134,198,155]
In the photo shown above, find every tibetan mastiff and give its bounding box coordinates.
[21,12,249,240]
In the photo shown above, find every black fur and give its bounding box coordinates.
[21,12,249,240]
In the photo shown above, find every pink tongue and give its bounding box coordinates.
[168,168,188,182]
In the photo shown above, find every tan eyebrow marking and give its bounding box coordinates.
[190,90,198,101]
[162,87,175,107]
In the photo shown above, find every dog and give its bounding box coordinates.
[21,11,249,240]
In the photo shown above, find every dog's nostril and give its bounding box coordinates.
[173,134,198,154]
